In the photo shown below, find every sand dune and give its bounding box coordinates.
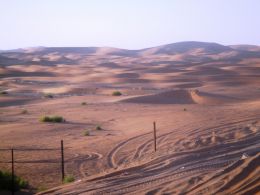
[190,89,238,105]
[140,41,233,55]
[230,44,260,52]
[2,41,260,66]
[0,96,36,107]
[187,153,260,195]
[121,89,237,105]
[0,41,260,194]
[121,90,195,104]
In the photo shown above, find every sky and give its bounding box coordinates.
[0,0,260,50]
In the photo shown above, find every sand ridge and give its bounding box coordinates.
[120,89,238,105]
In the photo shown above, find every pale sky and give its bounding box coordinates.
[0,0,260,50]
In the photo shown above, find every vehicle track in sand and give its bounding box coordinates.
[107,115,260,170]
[41,115,260,195]
[107,132,151,168]
[65,152,103,178]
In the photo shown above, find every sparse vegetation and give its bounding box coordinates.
[0,91,8,95]
[40,115,65,123]
[0,170,28,191]
[37,186,47,192]
[96,125,102,130]
[44,93,54,98]
[183,108,187,111]
[84,130,90,136]
[112,91,122,96]
[81,102,87,105]
[21,109,28,114]
[63,175,75,183]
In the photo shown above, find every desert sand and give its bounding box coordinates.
[0,41,260,194]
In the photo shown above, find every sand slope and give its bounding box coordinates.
[121,89,237,105]
[187,153,260,195]
[121,90,194,104]
[190,89,238,105]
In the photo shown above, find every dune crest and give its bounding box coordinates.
[190,89,238,105]
[120,89,237,105]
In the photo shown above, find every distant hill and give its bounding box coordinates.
[0,41,260,66]
[141,41,233,55]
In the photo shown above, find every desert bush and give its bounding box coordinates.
[44,93,54,98]
[0,170,28,191]
[37,186,47,192]
[21,109,28,114]
[84,130,90,136]
[81,102,87,105]
[63,175,75,183]
[183,108,187,111]
[0,91,8,95]
[112,91,122,96]
[96,125,102,130]
[40,115,64,123]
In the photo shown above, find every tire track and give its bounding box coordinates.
[107,132,151,168]
[44,116,260,195]
[108,115,259,169]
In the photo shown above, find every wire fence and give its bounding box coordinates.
[0,140,65,194]
[0,122,159,194]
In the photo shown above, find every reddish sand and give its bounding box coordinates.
[0,42,259,194]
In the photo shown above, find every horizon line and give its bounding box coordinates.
[1,41,260,51]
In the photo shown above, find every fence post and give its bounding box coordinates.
[61,140,65,182]
[153,122,157,152]
[11,148,14,195]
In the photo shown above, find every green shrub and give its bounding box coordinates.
[112,91,122,96]
[96,125,102,130]
[63,175,75,183]
[81,102,87,105]
[84,130,90,136]
[40,115,64,123]
[0,170,28,191]
[44,93,54,98]
[37,186,47,192]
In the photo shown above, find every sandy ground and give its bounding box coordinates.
[0,42,260,194]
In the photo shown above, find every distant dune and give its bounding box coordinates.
[140,41,233,55]
[1,41,260,66]
[229,44,260,52]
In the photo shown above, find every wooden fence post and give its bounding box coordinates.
[61,140,65,182]
[11,149,14,195]
[153,122,157,152]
